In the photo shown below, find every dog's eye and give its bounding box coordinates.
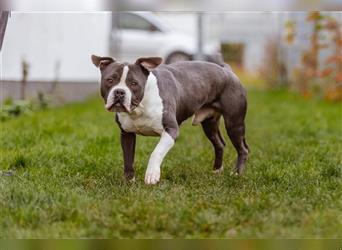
[107,79,114,85]
[130,81,138,86]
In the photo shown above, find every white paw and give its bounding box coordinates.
[144,167,160,185]
[229,171,239,176]
[213,166,224,174]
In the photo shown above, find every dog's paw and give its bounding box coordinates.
[124,172,135,182]
[229,171,239,176]
[144,168,160,185]
[213,166,224,174]
[127,176,135,182]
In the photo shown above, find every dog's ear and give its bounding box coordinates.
[91,55,115,70]
[135,57,162,71]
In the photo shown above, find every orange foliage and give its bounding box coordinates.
[306,11,322,21]
[336,73,342,82]
[319,68,334,78]
[324,55,342,64]
[289,12,341,102]
[325,87,342,102]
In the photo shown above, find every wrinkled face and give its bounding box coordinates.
[91,55,162,113]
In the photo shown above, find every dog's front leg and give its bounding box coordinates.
[145,127,178,185]
[120,130,136,181]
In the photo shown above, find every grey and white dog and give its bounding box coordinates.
[91,55,249,185]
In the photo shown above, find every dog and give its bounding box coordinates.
[91,55,249,185]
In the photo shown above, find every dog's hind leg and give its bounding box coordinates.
[222,112,249,175]
[201,116,226,173]
[220,86,249,174]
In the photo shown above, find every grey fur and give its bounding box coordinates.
[92,55,249,180]
[154,61,249,174]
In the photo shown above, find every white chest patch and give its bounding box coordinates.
[117,73,164,136]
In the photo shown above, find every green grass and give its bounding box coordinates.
[0,89,341,238]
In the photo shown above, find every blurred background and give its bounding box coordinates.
[0,11,341,118]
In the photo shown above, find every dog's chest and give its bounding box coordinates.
[117,73,164,136]
[117,108,163,136]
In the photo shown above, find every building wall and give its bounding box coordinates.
[219,12,280,72]
[0,80,99,103]
[1,12,111,82]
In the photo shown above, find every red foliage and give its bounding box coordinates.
[319,68,334,78]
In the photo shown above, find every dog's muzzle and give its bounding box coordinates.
[105,87,131,112]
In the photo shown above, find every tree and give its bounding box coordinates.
[286,11,342,101]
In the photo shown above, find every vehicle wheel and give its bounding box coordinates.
[165,52,192,64]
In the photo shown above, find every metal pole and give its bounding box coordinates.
[277,12,286,85]
[196,12,204,61]
[0,11,10,51]
[111,12,121,60]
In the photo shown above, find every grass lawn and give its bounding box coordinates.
[0,89,341,238]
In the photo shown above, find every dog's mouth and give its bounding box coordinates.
[106,98,140,113]
[106,99,131,113]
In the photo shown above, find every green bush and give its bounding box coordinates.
[1,92,52,122]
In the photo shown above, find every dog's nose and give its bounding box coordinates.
[114,89,125,99]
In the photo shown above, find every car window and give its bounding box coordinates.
[117,13,157,31]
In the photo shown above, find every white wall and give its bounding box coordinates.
[220,12,279,72]
[1,12,111,81]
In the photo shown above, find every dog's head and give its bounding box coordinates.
[91,55,162,113]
